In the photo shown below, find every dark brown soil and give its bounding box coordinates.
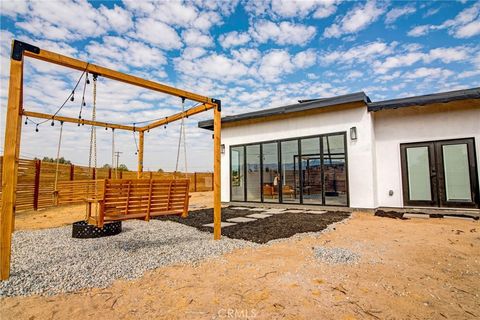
[156,207,350,243]
[374,210,406,219]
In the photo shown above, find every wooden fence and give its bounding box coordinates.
[0,156,213,212]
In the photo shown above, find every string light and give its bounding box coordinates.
[51,120,55,126]
[70,91,75,102]
[24,117,28,125]
[35,124,39,132]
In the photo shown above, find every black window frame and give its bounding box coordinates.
[229,131,349,207]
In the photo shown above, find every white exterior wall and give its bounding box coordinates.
[374,104,480,208]
[220,105,378,209]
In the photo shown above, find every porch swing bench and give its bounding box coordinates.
[85,178,190,228]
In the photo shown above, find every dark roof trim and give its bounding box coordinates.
[367,87,480,112]
[198,91,370,130]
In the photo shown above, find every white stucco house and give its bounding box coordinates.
[199,87,480,211]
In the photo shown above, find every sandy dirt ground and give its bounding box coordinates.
[13,191,214,231]
[2,207,479,320]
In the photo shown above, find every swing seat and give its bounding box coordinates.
[86,178,190,228]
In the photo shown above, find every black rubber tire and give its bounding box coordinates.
[72,220,122,239]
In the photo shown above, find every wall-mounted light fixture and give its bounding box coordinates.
[221,144,225,154]
[350,127,357,141]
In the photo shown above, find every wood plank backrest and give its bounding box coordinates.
[102,179,189,218]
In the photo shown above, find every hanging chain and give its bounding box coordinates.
[175,98,187,175]
[88,74,98,203]
[53,121,64,192]
[111,128,115,177]
[182,100,188,177]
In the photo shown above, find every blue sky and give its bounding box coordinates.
[0,0,479,171]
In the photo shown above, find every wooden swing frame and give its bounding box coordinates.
[0,40,222,280]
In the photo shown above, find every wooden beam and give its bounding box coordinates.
[139,103,214,132]
[213,101,221,240]
[1,54,24,280]
[22,110,136,131]
[24,49,213,104]
[137,131,144,178]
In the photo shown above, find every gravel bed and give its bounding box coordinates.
[313,247,360,265]
[0,220,257,297]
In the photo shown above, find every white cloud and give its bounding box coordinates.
[244,0,339,19]
[324,1,385,38]
[373,46,472,74]
[258,49,315,82]
[346,70,363,79]
[0,0,28,17]
[218,31,251,48]
[231,48,260,65]
[182,29,213,47]
[151,1,199,27]
[385,6,416,24]
[404,67,454,80]
[250,20,316,46]
[181,47,208,60]
[292,49,317,68]
[99,4,133,33]
[175,54,249,82]
[319,41,395,65]
[85,36,167,72]
[407,25,430,37]
[426,47,470,63]
[134,18,182,50]
[454,20,480,38]
[407,2,480,38]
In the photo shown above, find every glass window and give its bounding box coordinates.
[323,154,347,206]
[262,143,279,203]
[301,138,322,204]
[231,146,245,201]
[323,134,347,206]
[323,134,345,154]
[406,146,432,201]
[281,140,300,203]
[443,144,471,201]
[246,144,261,201]
[230,132,349,207]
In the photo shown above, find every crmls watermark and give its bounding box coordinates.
[217,308,258,318]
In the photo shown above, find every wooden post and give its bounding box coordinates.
[211,172,214,191]
[108,168,112,179]
[137,131,144,178]
[213,100,221,240]
[70,164,74,180]
[33,160,41,210]
[1,48,24,280]
[194,172,197,192]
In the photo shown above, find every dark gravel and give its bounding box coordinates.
[157,207,351,244]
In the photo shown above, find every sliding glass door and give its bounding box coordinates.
[230,146,245,201]
[230,132,349,206]
[281,140,300,203]
[246,144,261,201]
[262,142,279,203]
[300,137,322,204]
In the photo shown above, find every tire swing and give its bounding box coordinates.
[72,73,122,239]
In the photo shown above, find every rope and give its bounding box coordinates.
[53,121,64,192]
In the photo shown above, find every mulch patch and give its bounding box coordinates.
[156,207,350,244]
[374,210,406,219]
